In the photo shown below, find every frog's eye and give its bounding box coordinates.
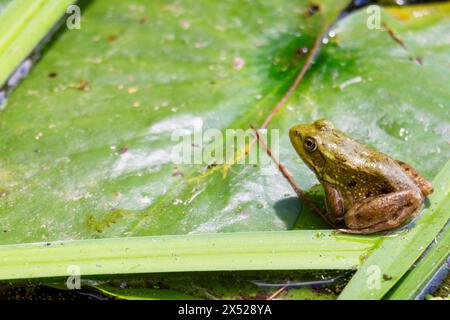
[304,137,317,152]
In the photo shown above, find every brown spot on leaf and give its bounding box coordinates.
[138,16,148,24]
[107,34,118,43]
[306,3,320,17]
[296,47,309,57]
[70,79,90,91]
[383,274,393,281]
[85,210,125,233]
[207,163,218,170]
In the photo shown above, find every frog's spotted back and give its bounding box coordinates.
[313,119,334,131]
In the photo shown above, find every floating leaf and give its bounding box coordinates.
[0,0,349,244]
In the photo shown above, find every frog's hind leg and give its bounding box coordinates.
[396,160,433,196]
[338,205,415,235]
[338,190,422,235]
[337,207,411,234]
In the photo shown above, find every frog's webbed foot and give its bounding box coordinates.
[342,189,422,234]
[336,227,383,235]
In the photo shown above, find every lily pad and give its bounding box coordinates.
[0,0,348,244]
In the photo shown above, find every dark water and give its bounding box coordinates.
[0,270,353,300]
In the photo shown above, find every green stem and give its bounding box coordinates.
[0,230,376,280]
[0,0,75,86]
[386,223,449,300]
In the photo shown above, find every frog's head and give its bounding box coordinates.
[289,119,337,175]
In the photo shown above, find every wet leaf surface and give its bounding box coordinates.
[0,0,348,244]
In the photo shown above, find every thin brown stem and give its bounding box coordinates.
[382,22,423,65]
[267,285,288,300]
[260,24,329,129]
[243,26,329,171]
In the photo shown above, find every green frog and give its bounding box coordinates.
[289,119,433,234]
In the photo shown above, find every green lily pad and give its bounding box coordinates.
[0,0,11,8]
[1,0,449,244]
[0,0,348,244]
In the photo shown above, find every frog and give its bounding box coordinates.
[289,119,433,234]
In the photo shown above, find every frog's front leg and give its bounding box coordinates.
[339,189,422,234]
[323,182,345,225]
